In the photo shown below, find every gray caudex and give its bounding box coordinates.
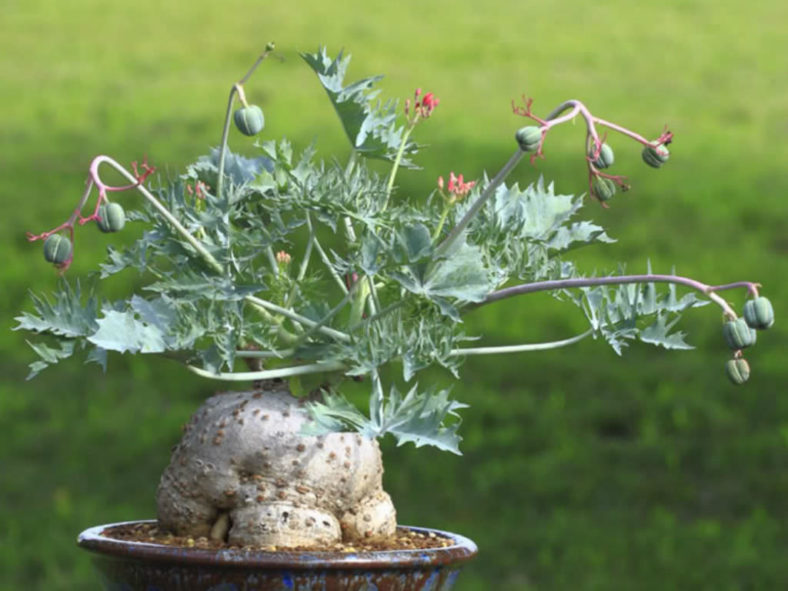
[156,382,396,548]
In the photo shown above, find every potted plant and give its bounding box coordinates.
[16,45,774,590]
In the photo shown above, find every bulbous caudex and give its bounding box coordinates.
[156,381,397,548]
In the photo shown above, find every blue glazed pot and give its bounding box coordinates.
[78,520,477,590]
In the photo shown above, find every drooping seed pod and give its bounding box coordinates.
[591,176,617,202]
[743,297,774,330]
[96,203,126,233]
[642,144,670,168]
[43,234,72,265]
[725,357,750,385]
[722,317,757,350]
[589,142,615,169]
[234,105,265,136]
[515,126,542,152]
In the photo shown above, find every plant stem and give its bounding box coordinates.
[215,89,237,203]
[296,225,315,283]
[432,200,452,241]
[309,216,348,294]
[435,150,524,256]
[370,368,385,428]
[366,274,380,315]
[477,274,756,318]
[343,216,357,242]
[288,280,361,349]
[236,348,295,358]
[348,299,405,332]
[244,295,351,342]
[450,329,593,356]
[216,45,275,201]
[382,125,415,211]
[265,246,279,275]
[187,360,346,382]
[284,219,316,307]
[542,99,670,149]
[90,156,224,274]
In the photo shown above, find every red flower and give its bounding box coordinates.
[408,88,439,120]
[439,171,475,201]
[422,92,438,111]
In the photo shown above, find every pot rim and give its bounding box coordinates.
[77,520,478,570]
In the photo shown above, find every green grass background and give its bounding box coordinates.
[1,0,786,589]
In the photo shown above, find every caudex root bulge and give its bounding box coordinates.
[156,382,396,548]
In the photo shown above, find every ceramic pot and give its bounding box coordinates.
[78,520,477,590]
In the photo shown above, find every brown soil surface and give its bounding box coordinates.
[102,522,454,553]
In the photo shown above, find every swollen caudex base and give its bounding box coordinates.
[156,382,396,548]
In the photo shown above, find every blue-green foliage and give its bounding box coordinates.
[301,48,418,165]
[13,50,733,454]
[3,2,786,589]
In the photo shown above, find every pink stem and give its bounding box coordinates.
[542,99,673,148]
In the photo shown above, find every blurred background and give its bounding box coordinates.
[1,0,786,588]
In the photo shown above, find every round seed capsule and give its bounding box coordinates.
[234,105,265,136]
[43,234,72,265]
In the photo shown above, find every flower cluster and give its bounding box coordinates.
[185,180,208,200]
[438,172,475,202]
[404,88,439,124]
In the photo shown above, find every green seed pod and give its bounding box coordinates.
[722,317,757,350]
[515,126,542,152]
[43,234,72,265]
[589,142,615,169]
[591,176,617,202]
[642,144,670,168]
[743,297,774,330]
[725,357,750,385]
[234,105,265,136]
[96,203,126,233]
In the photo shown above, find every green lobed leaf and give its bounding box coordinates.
[461,176,614,285]
[24,339,75,380]
[390,239,495,308]
[87,309,168,354]
[572,269,709,355]
[305,384,467,454]
[301,48,417,165]
[382,385,468,455]
[14,280,99,338]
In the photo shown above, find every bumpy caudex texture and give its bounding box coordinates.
[157,382,396,548]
